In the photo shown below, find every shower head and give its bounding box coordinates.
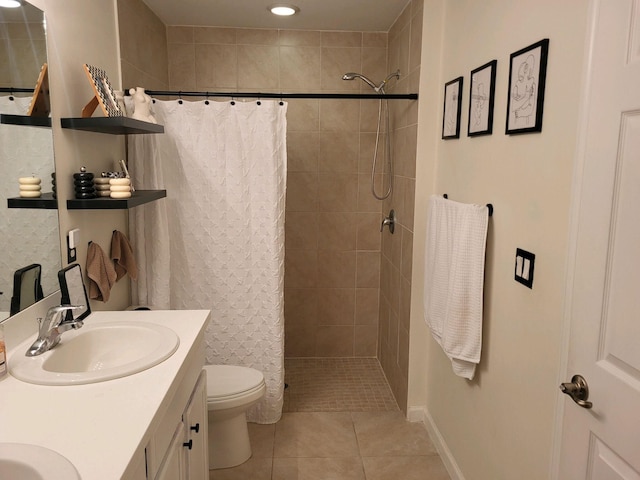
[342,70,401,93]
[342,72,378,90]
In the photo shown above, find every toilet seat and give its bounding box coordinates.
[204,365,265,406]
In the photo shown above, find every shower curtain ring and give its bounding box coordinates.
[205,92,210,105]
[178,91,183,104]
[9,88,14,101]
[257,96,261,106]
[279,95,284,106]
[230,96,235,106]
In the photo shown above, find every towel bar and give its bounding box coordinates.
[443,194,493,217]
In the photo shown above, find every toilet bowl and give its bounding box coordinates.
[204,365,266,469]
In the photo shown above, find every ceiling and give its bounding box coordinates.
[141,0,411,32]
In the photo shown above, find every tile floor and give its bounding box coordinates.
[210,358,451,480]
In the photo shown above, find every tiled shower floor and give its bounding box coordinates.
[282,358,399,412]
[210,358,451,480]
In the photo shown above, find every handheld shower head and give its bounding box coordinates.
[342,72,378,90]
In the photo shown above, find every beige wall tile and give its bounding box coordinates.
[322,31,362,48]
[356,251,381,288]
[194,44,237,89]
[318,251,356,288]
[318,212,357,251]
[399,277,411,332]
[279,46,321,91]
[285,249,318,288]
[167,26,193,44]
[363,32,387,48]
[356,212,382,251]
[237,45,279,89]
[320,47,361,91]
[409,9,423,73]
[361,47,388,88]
[286,99,319,131]
[398,323,410,373]
[355,288,379,326]
[357,173,385,213]
[285,288,318,328]
[168,43,196,89]
[316,326,355,356]
[318,173,358,212]
[284,322,316,357]
[278,30,321,47]
[285,211,318,251]
[287,131,319,172]
[355,325,378,357]
[237,28,279,45]
[400,227,413,280]
[319,132,359,173]
[317,288,356,325]
[286,172,318,212]
[320,99,360,132]
[194,26,236,44]
[360,101,382,134]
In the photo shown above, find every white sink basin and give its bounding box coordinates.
[10,321,179,385]
[0,443,80,479]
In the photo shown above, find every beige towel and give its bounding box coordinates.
[86,241,117,302]
[111,230,138,281]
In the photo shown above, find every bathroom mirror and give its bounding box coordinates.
[58,264,91,322]
[0,1,60,321]
[9,263,44,316]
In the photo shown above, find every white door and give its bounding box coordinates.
[558,0,640,477]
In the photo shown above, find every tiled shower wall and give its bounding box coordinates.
[379,0,422,411]
[118,0,422,385]
[161,27,391,358]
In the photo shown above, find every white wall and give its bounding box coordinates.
[409,1,589,478]
[43,0,130,311]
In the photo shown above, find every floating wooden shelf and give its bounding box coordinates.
[66,189,166,209]
[7,192,57,209]
[60,116,164,135]
[1,114,51,128]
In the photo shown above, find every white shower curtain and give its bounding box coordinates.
[128,99,287,424]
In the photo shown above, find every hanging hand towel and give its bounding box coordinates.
[423,195,489,380]
[111,230,138,281]
[86,241,117,302]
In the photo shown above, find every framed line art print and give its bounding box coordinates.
[505,39,549,134]
[442,76,463,139]
[82,63,123,118]
[468,60,497,136]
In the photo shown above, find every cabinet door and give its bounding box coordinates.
[155,421,187,480]
[183,370,208,479]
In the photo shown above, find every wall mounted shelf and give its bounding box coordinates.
[1,114,51,128]
[66,189,166,210]
[60,117,164,135]
[7,192,57,209]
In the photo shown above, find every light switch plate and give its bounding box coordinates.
[515,248,535,289]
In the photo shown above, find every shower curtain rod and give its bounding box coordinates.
[0,87,33,94]
[125,89,418,101]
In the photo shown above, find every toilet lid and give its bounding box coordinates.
[204,365,265,399]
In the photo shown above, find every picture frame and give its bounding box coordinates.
[442,76,463,139]
[468,60,497,136]
[505,39,549,134]
[27,63,50,118]
[82,63,123,118]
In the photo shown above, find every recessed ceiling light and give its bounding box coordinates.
[269,4,299,16]
[0,0,22,8]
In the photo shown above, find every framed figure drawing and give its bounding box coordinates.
[505,39,549,134]
[468,60,497,136]
[442,76,463,139]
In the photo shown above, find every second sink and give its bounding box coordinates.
[10,321,180,385]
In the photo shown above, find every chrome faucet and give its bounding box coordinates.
[25,305,85,357]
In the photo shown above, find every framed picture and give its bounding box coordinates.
[82,64,123,118]
[442,76,463,139]
[505,39,549,134]
[468,60,497,136]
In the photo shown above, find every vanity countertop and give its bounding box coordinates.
[0,309,210,479]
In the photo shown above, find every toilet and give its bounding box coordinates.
[203,364,266,469]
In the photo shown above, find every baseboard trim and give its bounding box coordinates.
[407,406,466,480]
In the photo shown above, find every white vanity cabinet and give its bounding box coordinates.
[148,370,209,480]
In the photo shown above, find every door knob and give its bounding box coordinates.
[560,374,593,409]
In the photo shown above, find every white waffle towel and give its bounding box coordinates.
[423,195,489,380]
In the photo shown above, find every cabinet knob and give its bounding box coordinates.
[183,440,193,450]
[190,423,200,433]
